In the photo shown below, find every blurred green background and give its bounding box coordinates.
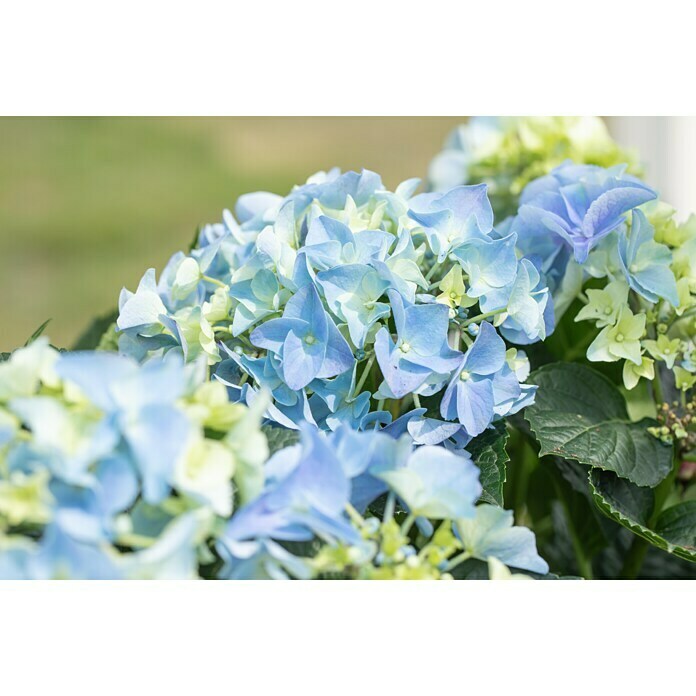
[0,117,463,351]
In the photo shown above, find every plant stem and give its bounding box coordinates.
[425,264,439,282]
[354,353,375,396]
[400,513,416,536]
[461,308,506,328]
[444,551,471,572]
[202,274,228,289]
[619,537,649,579]
[652,371,664,406]
[383,492,396,522]
[345,502,365,526]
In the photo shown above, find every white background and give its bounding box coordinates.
[1,1,695,694]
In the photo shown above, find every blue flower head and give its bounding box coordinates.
[218,425,359,549]
[250,283,354,390]
[440,322,510,437]
[408,184,494,261]
[499,258,554,344]
[374,290,462,398]
[303,215,392,271]
[513,162,657,264]
[451,231,519,301]
[618,209,679,306]
[55,352,193,504]
[317,264,391,348]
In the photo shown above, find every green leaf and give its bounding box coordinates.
[526,363,672,487]
[24,319,51,346]
[654,502,696,551]
[261,424,300,455]
[590,469,696,563]
[72,309,119,350]
[468,422,508,506]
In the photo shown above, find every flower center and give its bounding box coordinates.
[449,291,458,300]
[629,263,639,274]
[604,306,613,315]
[400,341,411,353]
[304,334,316,345]
[459,370,471,381]
[615,333,624,343]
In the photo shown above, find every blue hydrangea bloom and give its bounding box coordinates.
[450,231,519,302]
[303,215,392,271]
[218,425,360,552]
[408,184,494,261]
[375,445,481,520]
[498,258,554,344]
[54,352,192,504]
[374,291,462,398]
[618,209,679,306]
[513,163,657,264]
[309,367,371,431]
[457,504,549,575]
[317,264,390,348]
[250,283,354,390]
[440,322,508,437]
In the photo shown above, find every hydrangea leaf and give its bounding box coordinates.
[467,421,508,506]
[590,469,696,563]
[526,363,672,487]
[25,319,52,346]
[72,309,119,350]
[261,424,301,455]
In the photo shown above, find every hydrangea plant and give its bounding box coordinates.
[115,169,551,451]
[0,339,547,579]
[4,117,695,581]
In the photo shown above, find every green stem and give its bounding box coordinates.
[619,537,649,579]
[383,492,396,522]
[400,513,416,536]
[444,551,472,572]
[425,264,439,282]
[345,502,365,527]
[413,394,421,409]
[461,308,506,328]
[652,371,664,406]
[202,274,228,289]
[354,353,375,396]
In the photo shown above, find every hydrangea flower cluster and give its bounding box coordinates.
[429,117,638,219]
[116,169,551,448]
[207,424,548,579]
[0,339,268,579]
[0,340,548,579]
[509,162,696,394]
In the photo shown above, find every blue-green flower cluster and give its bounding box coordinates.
[216,424,548,579]
[429,116,638,219]
[508,162,696,393]
[116,169,550,445]
[0,339,268,579]
[0,341,548,579]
